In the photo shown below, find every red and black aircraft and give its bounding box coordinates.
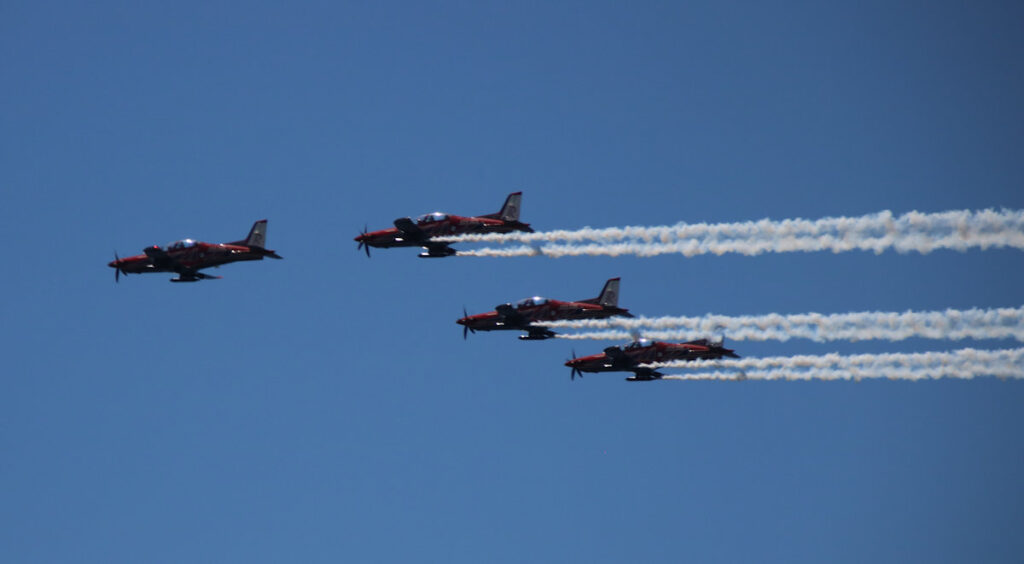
[355,192,533,258]
[108,220,282,282]
[457,278,633,340]
[565,337,739,381]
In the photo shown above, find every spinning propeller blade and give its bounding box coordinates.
[461,306,475,340]
[568,349,582,380]
[113,251,123,282]
[357,225,370,257]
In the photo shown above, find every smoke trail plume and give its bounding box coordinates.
[648,348,1024,381]
[450,209,1024,258]
[543,306,1024,343]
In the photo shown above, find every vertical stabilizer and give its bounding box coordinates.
[498,192,522,222]
[242,219,268,248]
[597,278,620,307]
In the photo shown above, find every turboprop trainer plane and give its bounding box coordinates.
[108,219,282,282]
[565,337,739,381]
[355,192,533,258]
[457,278,633,340]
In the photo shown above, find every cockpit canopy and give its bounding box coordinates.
[516,296,549,308]
[415,212,448,224]
[166,239,197,250]
[625,338,653,350]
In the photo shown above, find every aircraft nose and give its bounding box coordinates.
[107,260,117,268]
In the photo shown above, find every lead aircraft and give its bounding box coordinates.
[108,219,282,282]
[355,192,533,258]
[565,337,740,381]
[457,278,633,340]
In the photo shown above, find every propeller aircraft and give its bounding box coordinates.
[457,278,633,340]
[355,192,533,258]
[109,219,282,282]
[565,337,740,381]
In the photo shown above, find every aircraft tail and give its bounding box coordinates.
[715,335,740,358]
[581,277,621,307]
[482,192,522,222]
[233,219,268,248]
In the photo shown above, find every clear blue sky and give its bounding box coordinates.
[3,1,1023,562]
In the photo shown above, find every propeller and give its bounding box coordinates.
[357,225,371,257]
[461,306,475,340]
[113,251,124,283]
[568,349,582,380]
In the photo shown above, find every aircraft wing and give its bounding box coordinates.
[392,217,431,242]
[603,346,629,361]
[394,217,456,257]
[495,304,531,328]
[603,346,644,371]
[143,246,180,270]
[494,303,556,339]
[143,246,217,281]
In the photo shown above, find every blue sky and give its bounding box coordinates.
[2,1,1023,562]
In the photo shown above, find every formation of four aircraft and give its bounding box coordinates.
[108,193,738,381]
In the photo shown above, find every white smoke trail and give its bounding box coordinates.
[450,209,1024,258]
[456,247,539,258]
[651,348,1024,381]
[542,306,1024,343]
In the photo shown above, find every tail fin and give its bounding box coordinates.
[596,277,620,307]
[579,277,621,306]
[497,192,522,222]
[236,219,268,248]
